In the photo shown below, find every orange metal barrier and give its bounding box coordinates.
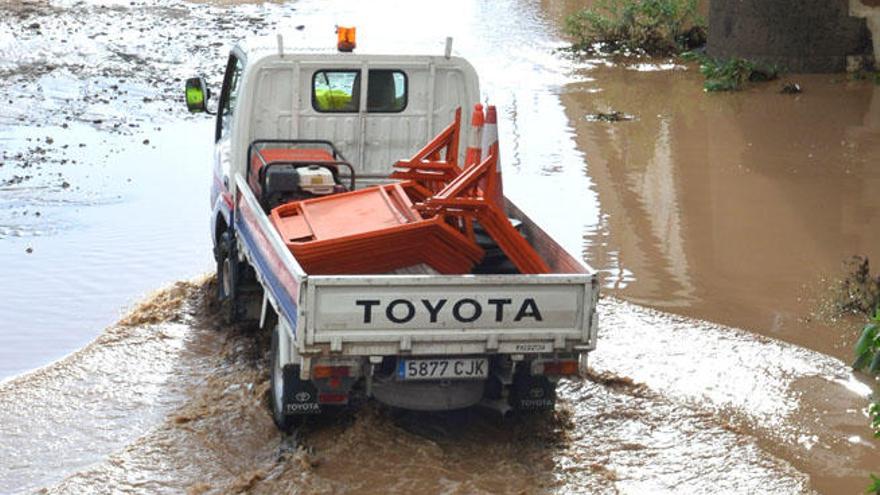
[270,183,483,275]
[390,108,462,194]
[268,108,548,275]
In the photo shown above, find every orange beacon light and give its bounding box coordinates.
[337,26,356,52]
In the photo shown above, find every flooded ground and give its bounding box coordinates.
[0,0,878,493]
[564,64,880,360]
[4,281,871,493]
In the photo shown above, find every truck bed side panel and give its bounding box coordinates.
[234,174,304,330]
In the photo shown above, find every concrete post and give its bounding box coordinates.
[707,0,874,73]
[851,0,880,64]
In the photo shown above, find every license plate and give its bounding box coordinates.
[397,358,489,380]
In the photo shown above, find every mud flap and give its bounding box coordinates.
[281,365,322,416]
[509,367,556,412]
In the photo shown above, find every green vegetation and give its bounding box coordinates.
[871,402,880,437]
[853,306,880,494]
[848,70,880,85]
[854,308,880,373]
[868,421,880,495]
[563,0,705,55]
[681,52,780,92]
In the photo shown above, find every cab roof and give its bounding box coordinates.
[232,34,459,64]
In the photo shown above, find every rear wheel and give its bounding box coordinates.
[216,231,239,323]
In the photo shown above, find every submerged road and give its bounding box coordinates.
[0,283,825,493]
[0,281,872,493]
[0,0,877,493]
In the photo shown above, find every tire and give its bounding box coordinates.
[270,323,310,431]
[216,231,238,323]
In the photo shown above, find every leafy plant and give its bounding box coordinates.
[853,307,880,373]
[564,0,705,56]
[854,307,880,494]
[870,402,880,438]
[682,52,779,92]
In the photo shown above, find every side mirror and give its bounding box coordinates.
[185,77,211,114]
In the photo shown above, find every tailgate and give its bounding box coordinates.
[300,274,598,356]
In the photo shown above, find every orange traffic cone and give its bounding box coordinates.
[480,105,503,207]
[465,103,484,167]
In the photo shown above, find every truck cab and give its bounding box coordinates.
[186,35,598,430]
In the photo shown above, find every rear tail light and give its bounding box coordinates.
[312,365,351,379]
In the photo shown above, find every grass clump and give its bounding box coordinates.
[848,70,880,85]
[682,52,780,92]
[564,0,705,56]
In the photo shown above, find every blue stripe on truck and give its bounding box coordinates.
[235,204,299,333]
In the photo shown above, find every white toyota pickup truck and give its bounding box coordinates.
[185,34,598,430]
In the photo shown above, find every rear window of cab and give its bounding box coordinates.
[312,69,407,113]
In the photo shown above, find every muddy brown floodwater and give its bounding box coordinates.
[1,0,879,493]
[565,66,880,361]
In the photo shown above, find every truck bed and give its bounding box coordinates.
[233,174,598,358]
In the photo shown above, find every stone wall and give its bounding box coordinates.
[708,0,874,73]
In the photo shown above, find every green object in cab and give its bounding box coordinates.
[315,88,354,111]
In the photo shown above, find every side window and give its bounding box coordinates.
[215,54,245,141]
[312,70,360,112]
[311,69,407,113]
[367,70,406,113]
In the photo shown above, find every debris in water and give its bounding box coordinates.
[835,256,880,315]
[781,83,802,94]
[585,111,634,122]
[583,368,647,395]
